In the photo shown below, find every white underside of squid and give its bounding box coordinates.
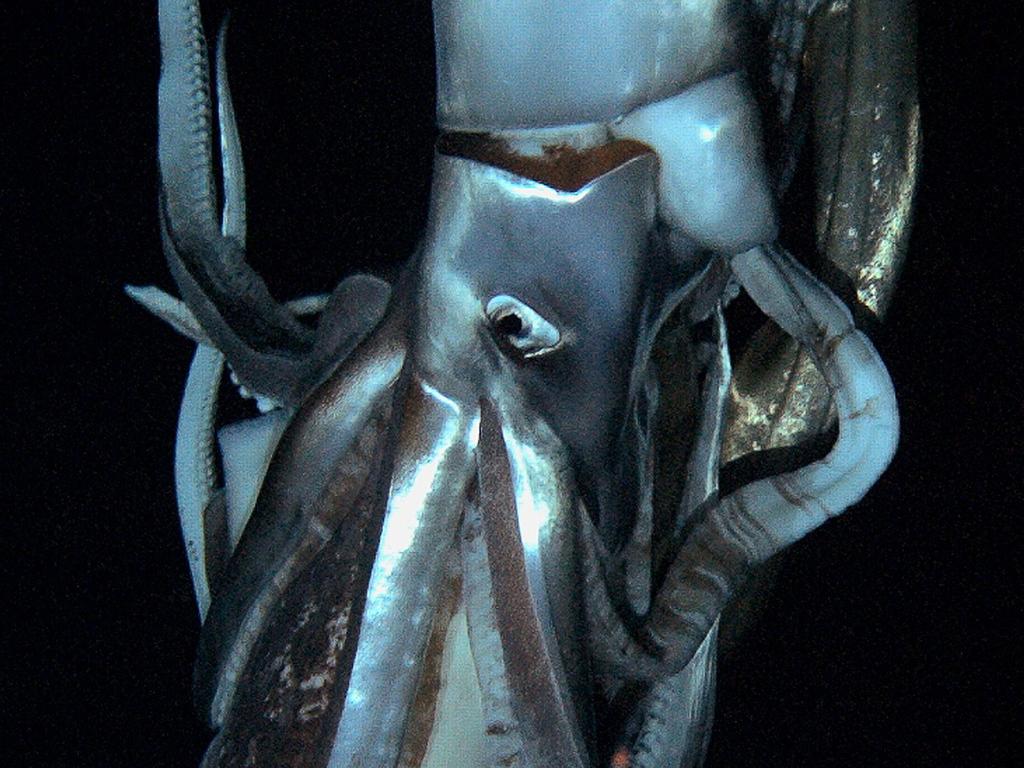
[417,607,486,768]
[217,410,291,551]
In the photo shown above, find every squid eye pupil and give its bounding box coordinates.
[495,313,524,337]
[485,294,561,359]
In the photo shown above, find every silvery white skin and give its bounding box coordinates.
[131,1,899,767]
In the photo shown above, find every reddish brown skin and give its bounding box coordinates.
[477,399,586,768]
[438,134,653,192]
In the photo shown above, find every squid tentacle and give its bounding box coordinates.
[460,501,527,767]
[145,1,395,623]
[175,343,225,619]
[158,1,313,360]
[163,28,250,621]
[215,14,245,245]
[477,399,589,768]
[675,305,732,539]
[153,292,331,621]
[645,243,898,668]
[627,305,731,768]
[157,2,392,407]
[584,244,897,681]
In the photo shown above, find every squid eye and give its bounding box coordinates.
[485,295,561,359]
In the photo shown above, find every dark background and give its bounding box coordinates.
[4,2,1020,766]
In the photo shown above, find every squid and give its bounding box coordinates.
[129,0,918,766]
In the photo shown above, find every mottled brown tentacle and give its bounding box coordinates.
[194,313,405,728]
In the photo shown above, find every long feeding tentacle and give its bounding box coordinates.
[157,0,218,234]
[169,13,251,620]
[641,244,898,668]
[629,623,718,768]
[583,244,896,683]
[629,305,731,768]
